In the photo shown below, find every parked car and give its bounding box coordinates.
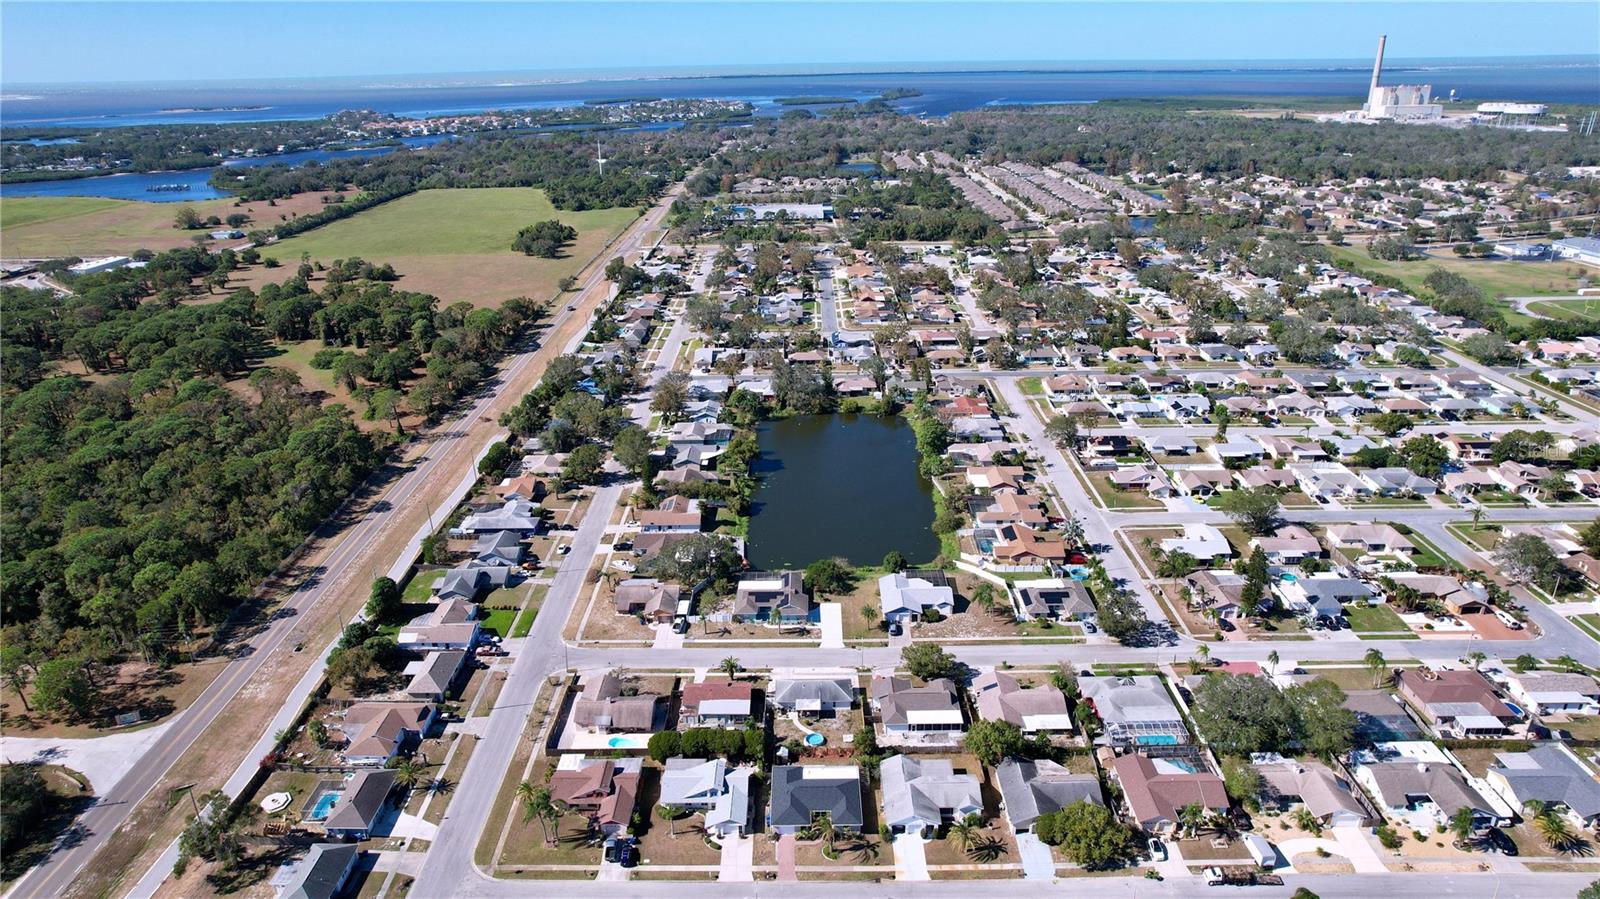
[887,622,903,637]
[1147,837,1167,862]
[1483,828,1518,856]
[604,838,622,864]
[611,558,637,572]
[672,618,689,634]
[619,842,638,868]
[557,544,571,555]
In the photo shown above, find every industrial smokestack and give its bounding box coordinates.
[1370,34,1387,92]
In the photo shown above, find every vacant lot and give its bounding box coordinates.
[1330,246,1586,309]
[252,188,638,307]
[0,191,347,257]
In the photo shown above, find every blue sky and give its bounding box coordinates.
[4,1,1597,84]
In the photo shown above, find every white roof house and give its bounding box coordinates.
[1160,524,1233,562]
[878,572,955,623]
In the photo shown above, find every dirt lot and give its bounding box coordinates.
[1,658,229,738]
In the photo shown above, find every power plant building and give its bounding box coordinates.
[1362,36,1442,121]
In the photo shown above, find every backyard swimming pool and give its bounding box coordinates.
[308,791,340,821]
[606,734,651,750]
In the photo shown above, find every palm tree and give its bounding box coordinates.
[1530,801,1576,850]
[1177,803,1206,839]
[814,812,837,855]
[1449,807,1476,845]
[1470,505,1485,531]
[1266,650,1280,678]
[1062,516,1086,549]
[719,656,741,680]
[1465,651,1486,671]
[518,783,558,847]
[391,754,429,791]
[659,803,685,837]
[949,814,981,852]
[1364,648,1387,687]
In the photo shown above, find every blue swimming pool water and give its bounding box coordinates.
[309,792,339,820]
[1137,735,1180,746]
[805,733,825,746]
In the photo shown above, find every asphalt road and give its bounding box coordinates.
[9,186,681,899]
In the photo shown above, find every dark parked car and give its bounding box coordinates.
[887,621,903,636]
[604,839,621,864]
[618,842,638,868]
[1484,828,1518,856]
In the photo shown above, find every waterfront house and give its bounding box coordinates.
[734,570,812,622]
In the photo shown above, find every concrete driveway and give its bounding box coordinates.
[819,602,844,649]
[1015,832,1056,880]
[0,719,175,795]
[892,832,930,881]
[717,833,754,881]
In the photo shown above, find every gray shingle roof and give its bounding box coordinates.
[768,765,863,829]
[995,759,1104,831]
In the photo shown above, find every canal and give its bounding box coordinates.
[745,413,938,569]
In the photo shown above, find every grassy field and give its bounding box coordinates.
[1331,246,1588,308]
[1526,298,1600,323]
[252,188,638,307]
[0,191,346,257]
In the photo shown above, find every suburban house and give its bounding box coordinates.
[767,765,864,834]
[1111,753,1229,835]
[1502,672,1600,718]
[396,598,481,651]
[1159,524,1233,564]
[276,843,359,899]
[431,565,513,603]
[1353,743,1507,830]
[337,702,435,767]
[403,651,467,702]
[1485,743,1600,827]
[1397,669,1521,739]
[1079,676,1189,748]
[871,676,965,739]
[1324,524,1416,557]
[880,754,984,836]
[571,670,662,734]
[678,680,759,728]
[1016,579,1096,623]
[1249,524,1323,565]
[637,495,704,533]
[1384,573,1492,616]
[613,578,682,622]
[470,530,526,568]
[994,759,1105,833]
[986,524,1072,567]
[1255,758,1371,827]
[322,768,396,841]
[878,571,956,623]
[1275,575,1375,621]
[459,499,542,535]
[972,671,1073,734]
[549,754,642,836]
[768,677,855,715]
[656,758,753,837]
[1344,690,1424,742]
[734,571,813,622]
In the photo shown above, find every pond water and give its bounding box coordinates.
[746,413,938,569]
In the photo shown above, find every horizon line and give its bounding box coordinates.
[8,52,1598,90]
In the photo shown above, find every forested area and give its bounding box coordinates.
[218,126,722,215]
[0,244,547,715]
[0,118,364,182]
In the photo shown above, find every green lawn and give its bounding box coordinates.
[1018,377,1043,396]
[1331,246,1586,307]
[1525,298,1600,323]
[479,607,517,639]
[268,187,635,258]
[0,195,128,228]
[1344,603,1416,638]
[510,606,538,638]
[259,187,639,308]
